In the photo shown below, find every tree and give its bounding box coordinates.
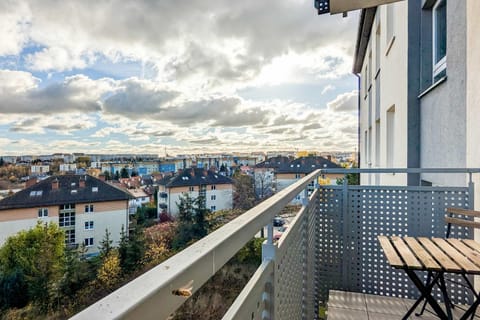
[254,169,273,199]
[0,222,65,310]
[0,157,4,166]
[233,174,256,210]
[172,193,211,249]
[114,171,120,180]
[97,251,121,290]
[336,173,360,186]
[103,170,112,181]
[120,167,129,179]
[59,246,93,299]
[98,229,113,260]
[118,225,146,274]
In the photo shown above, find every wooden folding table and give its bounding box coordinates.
[378,236,480,320]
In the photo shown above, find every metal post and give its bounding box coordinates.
[469,173,475,210]
[341,175,350,290]
[262,234,276,320]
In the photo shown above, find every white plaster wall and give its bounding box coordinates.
[466,0,480,209]
[0,217,57,245]
[77,209,128,255]
[205,189,233,212]
[359,2,408,186]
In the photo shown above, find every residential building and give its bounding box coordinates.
[59,163,77,173]
[254,156,292,198]
[275,156,342,204]
[355,0,480,192]
[126,188,151,215]
[30,165,50,176]
[158,168,233,216]
[0,175,131,256]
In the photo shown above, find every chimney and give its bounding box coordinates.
[98,174,106,181]
[79,177,85,188]
[26,177,38,189]
[52,178,59,190]
[327,155,332,161]
[178,169,183,175]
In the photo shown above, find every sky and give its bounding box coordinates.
[0,0,359,156]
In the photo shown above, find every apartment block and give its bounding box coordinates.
[0,175,131,256]
[158,168,233,216]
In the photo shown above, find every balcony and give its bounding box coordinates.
[71,168,480,320]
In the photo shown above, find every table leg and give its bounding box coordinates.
[404,269,448,320]
[459,296,480,320]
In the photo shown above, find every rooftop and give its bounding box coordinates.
[0,174,131,210]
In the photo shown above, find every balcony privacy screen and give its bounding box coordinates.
[317,185,473,304]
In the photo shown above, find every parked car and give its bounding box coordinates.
[273,216,285,227]
[273,226,288,241]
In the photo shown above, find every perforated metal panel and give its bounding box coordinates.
[317,187,345,300]
[275,213,306,319]
[317,185,473,304]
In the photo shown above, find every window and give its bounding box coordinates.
[84,204,94,213]
[59,211,75,227]
[295,173,302,179]
[210,206,216,211]
[367,127,372,166]
[368,51,372,86]
[211,195,216,201]
[60,204,75,210]
[433,0,447,81]
[84,237,94,247]
[375,24,381,73]
[210,185,216,190]
[84,221,94,230]
[375,120,381,166]
[189,186,194,192]
[65,229,75,245]
[387,106,396,167]
[38,208,48,217]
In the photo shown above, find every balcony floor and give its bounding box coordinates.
[327,290,480,320]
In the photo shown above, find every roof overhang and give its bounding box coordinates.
[315,0,404,15]
[352,7,377,74]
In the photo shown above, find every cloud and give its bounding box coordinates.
[327,90,358,112]
[8,113,96,134]
[0,1,31,56]
[103,78,179,118]
[0,71,112,114]
[321,85,335,95]
[26,47,96,71]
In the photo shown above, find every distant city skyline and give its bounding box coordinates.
[0,1,359,155]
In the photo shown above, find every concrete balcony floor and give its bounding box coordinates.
[327,291,480,320]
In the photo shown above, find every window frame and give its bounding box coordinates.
[84,221,94,230]
[38,208,48,218]
[84,204,94,213]
[432,0,447,81]
[84,237,94,247]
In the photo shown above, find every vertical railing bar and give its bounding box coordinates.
[267,223,273,245]
[341,176,349,291]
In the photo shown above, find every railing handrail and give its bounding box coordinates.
[70,170,322,320]
[321,168,480,174]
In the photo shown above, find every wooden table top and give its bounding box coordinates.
[378,236,480,275]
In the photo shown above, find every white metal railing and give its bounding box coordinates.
[71,168,479,320]
[71,170,322,320]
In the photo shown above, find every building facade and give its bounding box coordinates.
[0,175,131,256]
[355,0,480,192]
[158,168,233,217]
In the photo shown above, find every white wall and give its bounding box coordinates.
[359,2,408,186]
[77,208,128,256]
[0,216,57,245]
